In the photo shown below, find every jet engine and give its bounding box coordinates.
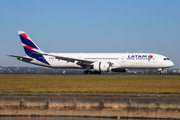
[93,62,111,72]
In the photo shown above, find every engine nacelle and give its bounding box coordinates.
[93,62,111,72]
[111,68,126,72]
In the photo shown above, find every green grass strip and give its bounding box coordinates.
[0,75,180,94]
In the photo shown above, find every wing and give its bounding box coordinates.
[36,53,94,67]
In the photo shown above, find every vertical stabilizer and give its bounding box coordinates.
[18,31,49,65]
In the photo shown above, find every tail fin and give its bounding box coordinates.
[18,31,49,65]
[18,31,42,53]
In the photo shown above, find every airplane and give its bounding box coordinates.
[8,31,174,75]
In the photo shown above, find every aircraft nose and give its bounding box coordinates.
[170,61,174,67]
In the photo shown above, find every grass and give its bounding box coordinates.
[0,75,180,93]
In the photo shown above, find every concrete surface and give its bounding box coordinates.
[0,93,180,119]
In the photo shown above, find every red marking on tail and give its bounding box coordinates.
[20,33,28,38]
[24,45,34,49]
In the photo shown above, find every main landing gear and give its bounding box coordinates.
[84,70,101,74]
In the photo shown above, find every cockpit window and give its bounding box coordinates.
[164,58,170,60]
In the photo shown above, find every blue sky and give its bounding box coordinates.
[0,0,180,69]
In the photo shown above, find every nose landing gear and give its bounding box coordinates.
[157,68,163,75]
[157,71,161,75]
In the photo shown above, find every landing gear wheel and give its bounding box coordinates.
[92,71,101,74]
[84,71,101,74]
[88,71,92,74]
[84,71,92,74]
[158,71,161,75]
[84,71,88,74]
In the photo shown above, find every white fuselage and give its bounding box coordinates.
[30,53,174,69]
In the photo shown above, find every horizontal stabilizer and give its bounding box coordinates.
[7,55,33,61]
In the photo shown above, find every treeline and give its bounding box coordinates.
[0,67,83,75]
